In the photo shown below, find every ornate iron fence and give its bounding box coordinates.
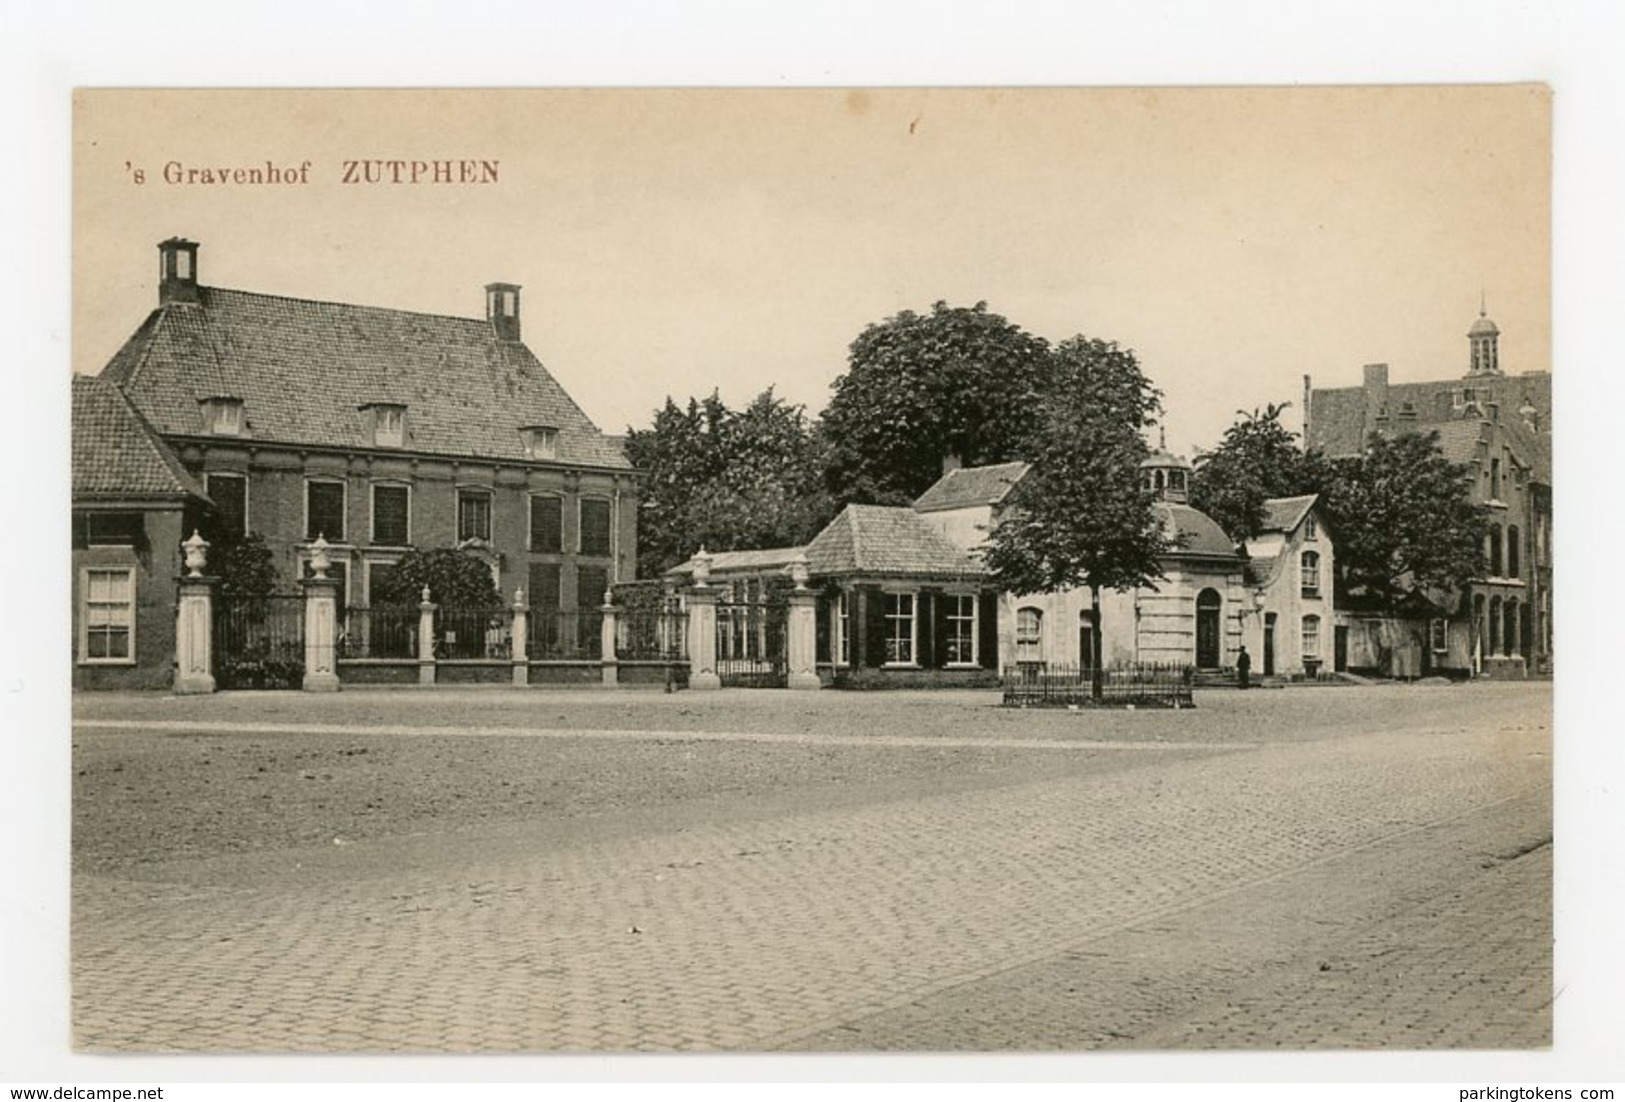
[1002,662,1194,708]
[339,605,419,659]
[527,609,603,660]
[715,599,787,688]
[214,594,305,690]
[437,605,513,660]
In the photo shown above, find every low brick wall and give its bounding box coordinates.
[338,660,420,686]
[527,662,605,686]
[437,661,513,685]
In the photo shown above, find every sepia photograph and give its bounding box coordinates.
[58,85,1565,1062]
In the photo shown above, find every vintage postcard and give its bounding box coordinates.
[66,87,1556,1064]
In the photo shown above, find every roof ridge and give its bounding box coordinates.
[204,284,495,327]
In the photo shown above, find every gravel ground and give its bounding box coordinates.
[71,681,1549,875]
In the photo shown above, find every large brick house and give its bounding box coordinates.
[90,238,636,652]
[1306,307,1551,676]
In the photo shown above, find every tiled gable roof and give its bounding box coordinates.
[805,504,984,578]
[102,287,630,469]
[72,375,209,501]
[912,462,1030,512]
[1260,494,1317,535]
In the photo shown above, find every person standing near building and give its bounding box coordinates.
[1236,645,1252,690]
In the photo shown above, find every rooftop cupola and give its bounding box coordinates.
[158,237,200,306]
[1140,437,1192,503]
[1467,296,1501,377]
[485,282,522,342]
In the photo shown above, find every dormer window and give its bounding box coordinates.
[201,397,244,436]
[1303,515,1318,541]
[521,425,559,461]
[375,405,405,448]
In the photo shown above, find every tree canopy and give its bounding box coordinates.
[982,337,1169,696]
[212,530,281,600]
[625,388,835,577]
[1189,404,1335,541]
[820,301,1056,505]
[371,547,502,608]
[1318,431,1487,607]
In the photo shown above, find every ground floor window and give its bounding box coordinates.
[1016,606,1043,663]
[1302,614,1321,659]
[81,567,135,662]
[885,592,916,665]
[945,593,977,665]
[834,590,851,665]
[1429,618,1448,653]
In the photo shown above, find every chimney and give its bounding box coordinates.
[1362,363,1389,438]
[157,237,200,306]
[941,453,963,475]
[485,282,522,342]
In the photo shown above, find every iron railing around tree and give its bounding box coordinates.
[1002,661,1195,709]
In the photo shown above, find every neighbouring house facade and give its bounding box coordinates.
[90,238,636,673]
[1306,306,1552,677]
[667,503,1002,687]
[71,374,212,689]
[910,454,1338,679]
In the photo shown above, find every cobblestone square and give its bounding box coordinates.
[70,682,1552,1052]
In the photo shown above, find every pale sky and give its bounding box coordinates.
[73,86,1549,458]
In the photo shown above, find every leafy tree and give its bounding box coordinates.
[1318,431,1487,607]
[820,301,1057,504]
[625,388,836,577]
[212,530,281,599]
[1189,403,1336,541]
[983,337,1169,701]
[371,547,501,607]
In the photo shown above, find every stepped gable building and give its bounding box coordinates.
[1305,305,1551,676]
[95,237,637,631]
[71,374,213,689]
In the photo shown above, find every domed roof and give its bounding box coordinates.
[1468,312,1500,338]
[1155,503,1237,558]
[1140,446,1192,471]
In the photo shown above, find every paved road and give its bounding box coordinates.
[71,683,1551,1052]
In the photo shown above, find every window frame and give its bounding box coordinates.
[1302,614,1322,660]
[373,405,406,449]
[578,496,613,558]
[80,566,136,665]
[456,487,493,544]
[304,477,348,543]
[521,427,559,461]
[1429,618,1449,654]
[205,472,249,539]
[370,482,412,547]
[1300,549,1321,598]
[1015,606,1044,664]
[207,399,243,436]
[1302,515,1318,542]
[834,590,851,667]
[883,590,918,667]
[528,493,564,554]
[944,591,979,667]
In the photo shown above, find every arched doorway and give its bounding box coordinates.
[1078,609,1097,671]
[1195,588,1223,669]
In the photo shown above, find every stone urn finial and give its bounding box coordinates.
[309,534,331,579]
[692,547,712,588]
[514,586,526,608]
[421,584,432,605]
[789,551,811,592]
[182,530,210,577]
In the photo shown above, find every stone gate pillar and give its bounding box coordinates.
[174,530,216,695]
[786,552,820,690]
[600,588,620,688]
[301,536,341,692]
[510,588,529,687]
[686,549,721,691]
[417,586,438,686]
